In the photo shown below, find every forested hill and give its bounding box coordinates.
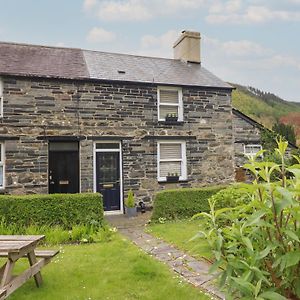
[231,84,300,142]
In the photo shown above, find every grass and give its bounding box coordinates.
[0,219,114,244]
[6,234,209,300]
[147,219,212,260]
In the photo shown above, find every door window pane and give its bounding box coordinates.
[98,153,119,183]
[96,143,120,150]
[49,142,79,152]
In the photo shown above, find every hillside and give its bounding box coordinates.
[231,84,300,144]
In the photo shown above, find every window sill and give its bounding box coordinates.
[158,179,189,184]
[158,121,184,126]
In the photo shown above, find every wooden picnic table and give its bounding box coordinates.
[0,235,59,299]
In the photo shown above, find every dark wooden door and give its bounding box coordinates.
[96,152,121,211]
[49,142,79,194]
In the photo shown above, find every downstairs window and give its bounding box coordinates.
[157,141,187,181]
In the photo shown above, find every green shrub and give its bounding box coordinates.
[151,186,225,221]
[197,138,300,299]
[209,185,250,209]
[0,193,103,228]
[125,190,135,208]
[0,218,114,245]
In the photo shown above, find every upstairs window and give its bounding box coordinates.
[0,78,3,117]
[244,144,262,158]
[157,141,187,182]
[158,87,183,122]
[0,143,4,188]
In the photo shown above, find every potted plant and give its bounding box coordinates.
[125,189,137,217]
[165,113,178,124]
[166,172,179,182]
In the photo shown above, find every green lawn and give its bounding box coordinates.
[147,219,212,260]
[6,234,209,300]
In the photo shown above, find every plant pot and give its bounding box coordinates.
[166,176,179,183]
[165,116,178,124]
[125,206,137,218]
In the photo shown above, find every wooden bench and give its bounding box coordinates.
[0,236,59,299]
[0,250,59,259]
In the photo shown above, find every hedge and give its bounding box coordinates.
[151,186,225,221]
[0,193,103,228]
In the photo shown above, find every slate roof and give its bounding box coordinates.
[0,41,232,89]
[0,42,89,79]
[232,108,298,149]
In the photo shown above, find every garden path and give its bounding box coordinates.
[106,213,224,300]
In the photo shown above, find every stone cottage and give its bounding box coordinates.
[0,31,235,214]
[232,108,297,181]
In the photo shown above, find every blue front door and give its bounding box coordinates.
[96,152,121,211]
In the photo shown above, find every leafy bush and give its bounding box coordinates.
[196,138,300,299]
[0,217,115,245]
[209,185,250,209]
[151,186,225,222]
[125,190,135,208]
[0,193,103,228]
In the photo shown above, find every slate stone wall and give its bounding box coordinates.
[232,113,261,168]
[1,76,235,203]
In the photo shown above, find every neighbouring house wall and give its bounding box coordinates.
[232,113,261,168]
[1,76,235,203]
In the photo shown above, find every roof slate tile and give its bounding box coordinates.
[0,41,232,89]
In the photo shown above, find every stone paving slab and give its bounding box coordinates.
[107,215,225,300]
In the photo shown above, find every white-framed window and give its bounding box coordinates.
[0,143,5,189]
[157,86,183,121]
[157,141,187,181]
[244,144,262,158]
[0,77,3,117]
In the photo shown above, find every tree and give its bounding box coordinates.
[261,128,277,152]
[272,122,296,145]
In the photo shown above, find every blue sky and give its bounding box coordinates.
[0,0,300,102]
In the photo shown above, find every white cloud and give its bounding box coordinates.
[83,0,300,24]
[96,0,152,21]
[83,0,206,22]
[209,0,242,14]
[138,30,179,58]
[83,0,97,11]
[203,36,270,57]
[86,27,116,43]
[203,35,300,69]
[202,34,300,101]
[163,0,205,11]
[222,40,270,56]
[206,5,300,24]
